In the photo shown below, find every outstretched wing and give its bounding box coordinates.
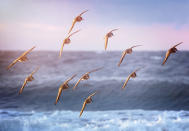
[19,79,28,95]
[134,68,142,73]
[162,50,171,65]
[7,59,19,70]
[118,51,127,67]
[68,19,77,34]
[173,42,182,48]
[72,76,83,90]
[7,46,35,70]
[110,28,119,32]
[131,45,142,49]
[54,87,63,105]
[122,74,131,89]
[79,100,87,117]
[88,67,103,74]
[59,43,65,57]
[65,74,77,83]
[88,92,96,98]
[79,10,88,16]
[21,46,36,57]
[68,29,81,38]
[104,35,109,50]
[30,67,39,76]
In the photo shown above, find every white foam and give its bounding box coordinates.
[0,110,189,131]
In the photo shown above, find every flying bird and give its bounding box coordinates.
[7,46,35,70]
[68,10,88,34]
[19,67,39,95]
[104,29,119,50]
[54,74,77,105]
[72,67,103,90]
[59,30,80,57]
[162,42,182,65]
[118,45,142,67]
[79,92,96,117]
[122,68,142,89]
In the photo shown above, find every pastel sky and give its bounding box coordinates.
[0,0,189,51]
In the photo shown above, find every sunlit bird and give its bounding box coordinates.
[7,46,35,70]
[59,30,80,57]
[19,67,39,95]
[54,74,77,105]
[73,67,103,90]
[162,42,182,65]
[79,92,96,117]
[122,68,142,89]
[68,10,88,34]
[118,45,142,67]
[104,29,119,50]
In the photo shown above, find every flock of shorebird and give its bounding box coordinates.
[6,10,183,117]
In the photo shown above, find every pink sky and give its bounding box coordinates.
[0,0,188,51]
[0,22,188,51]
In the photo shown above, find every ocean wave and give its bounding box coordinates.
[1,51,189,111]
[0,110,189,131]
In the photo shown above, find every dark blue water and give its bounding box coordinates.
[0,51,189,131]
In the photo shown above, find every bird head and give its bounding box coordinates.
[76,16,83,22]
[107,32,113,37]
[64,38,71,44]
[126,48,132,54]
[131,72,136,78]
[171,47,177,53]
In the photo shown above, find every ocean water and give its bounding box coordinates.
[0,51,189,131]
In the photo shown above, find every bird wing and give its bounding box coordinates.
[173,42,182,48]
[68,29,81,38]
[162,50,171,65]
[19,79,28,95]
[88,67,103,74]
[131,45,142,49]
[134,68,142,73]
[54,86,63,105]
[68,19,77,34]
[122,74,131,89]
[72,76,83,90]
[110,28,119,32]
[59,43,65,57]
[104,35,109,50]
[118,51,127,67]
[65,74,77,83]
[7,46,35,70]
[79,10,88,16]
[21,46,36,57]
[79,100,87,117]
[30,67,39,76]
[7,58,19,70]
[88,92,96,98]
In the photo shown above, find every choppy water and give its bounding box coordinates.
[0,51,189,131]
[1,110,189,131]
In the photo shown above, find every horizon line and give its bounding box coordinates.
[0,49,189,52]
